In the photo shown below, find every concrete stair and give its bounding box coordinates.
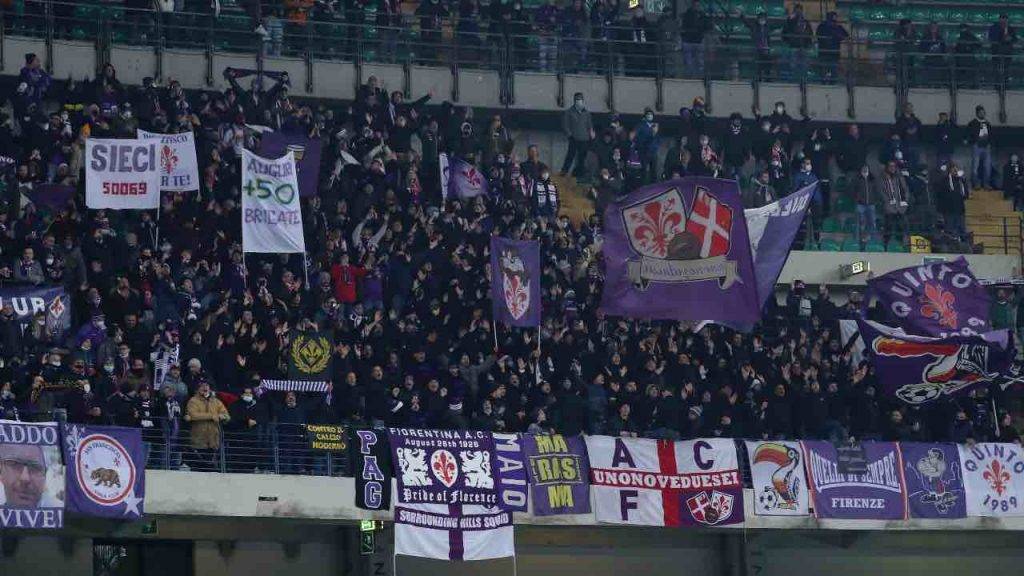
[553,173,595,224]
[965,187,1023,255]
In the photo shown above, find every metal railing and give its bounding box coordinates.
[6,0,1024,91]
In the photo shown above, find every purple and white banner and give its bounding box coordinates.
[442,153,489,199]
[600,178,760,323]
[258,132,323,198]
[959,443,1024,517]
[492,433,528,512]
[490,237,541,328]
[389,429,499,506]
[63,424,145,519]
[900,442,966,519]
[394,503,514,561]
[745,183,815,306]
[524,434,591,516]
[858,319,1015,404]
[866,257,990,337]
[803,441,908,520]
[138,129,200,191]
[0,420,64,529]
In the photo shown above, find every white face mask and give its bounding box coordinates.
[956,169,965,177]
[82,383,91,394]
[242,394,254,403]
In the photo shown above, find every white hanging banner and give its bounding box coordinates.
[85,138,161,209]
[138,129,200,191]
[241,148,306,254]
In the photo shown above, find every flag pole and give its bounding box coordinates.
[535,325,541,387]
[493,320,500,352]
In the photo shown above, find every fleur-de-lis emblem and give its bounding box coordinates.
[431,449,459,487]
[503,273,530,320]
[464,167,482,187]
[919,283,958,329]
[624,191,685,259]
[984,460,1011,496]
[160,144,179,174]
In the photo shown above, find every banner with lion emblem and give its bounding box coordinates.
[599,177,760,323]
[490,237,541,327]
[62,424,145,519]
[866,256,991,337]
[288,330,333,381]
[388,428,500,506]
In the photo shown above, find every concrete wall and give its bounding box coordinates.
[777,252,1020,287]
[11,33,1024,125]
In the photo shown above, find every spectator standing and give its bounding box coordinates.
[18,53,51,106]
[852,165,879,245]
[878,160,911,243]
[535,0,561,72]
[680,0,711,78]
[626,8,656,76]
[955,24,982,88]
[739,10,776,81]
[989,13,1017,82]
[781,4,813,81]
[13,247,44,285]
[967,105,995,189]
[185,381,230,471]
[931,111,958,165]
[561,93,594,180]
[1003,153,1024,209]
[415,0,450,62]
[561,0,590,73]
[917,22,947,86]
[815,12,848,83]
[934,162,969,238]
[721,113,750,181]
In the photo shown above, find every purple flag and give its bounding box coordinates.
[803,440,908,520]
[600,178,760,323]
[490,237,541,327]
[866,256,991,337]
[31,184,76,209]
[63,424,145,519]
[446,155,489,199]
[492,433,528,512]
[389,428,500,506]
[900,442,966,519]
[258,132,323,198]
[857,319,1015,404]
[523,434,591,516]
[747,184,815,305]
[0,421,63,529]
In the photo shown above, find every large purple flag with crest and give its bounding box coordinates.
[866,256,990,337]
[444,154,489,199]
[490,237,541,327]
[600,178,760,323]
[803,440,907,520]
[900,442,966,519]
[523,434,591,516]
[63,424,145,519]
[259,132,323,198]
[857,319,1015,404]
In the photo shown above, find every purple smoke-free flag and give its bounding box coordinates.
[446,156,489,199]
[30,183,76,209]
[856,319,1015,404]
[63,424,145,519]
[802,440,908,520]
[490,237,541,328]
[600,177,760,323]
[866,256,991,337]
[899,442,966,519]
[258,132,323,198]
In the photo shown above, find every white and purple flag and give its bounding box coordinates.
[63,424,145,519]
[442,153,489,199]
[490,237,541,328]
[394,503,514,561]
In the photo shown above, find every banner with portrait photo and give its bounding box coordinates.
[0,420,64,529]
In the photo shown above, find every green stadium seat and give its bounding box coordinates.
[820,217,839,234]
[886,237,906,252]
[868,26,895,42]
[865,239,886,253]
[835,195,855,214]
[841,236,861,251]
[819,238,842,251]
[840,218,857,235]
[848,5,867,22]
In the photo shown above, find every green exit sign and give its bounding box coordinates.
[141,520,158,535]
[360,531,375,555]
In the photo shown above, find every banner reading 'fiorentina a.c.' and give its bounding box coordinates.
[600,178,760,323]
[389,429,500,507]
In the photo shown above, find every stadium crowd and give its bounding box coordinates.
[0,52,1021,474]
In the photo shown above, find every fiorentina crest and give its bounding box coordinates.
[490,237,540,327]
[622,185,738,290]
